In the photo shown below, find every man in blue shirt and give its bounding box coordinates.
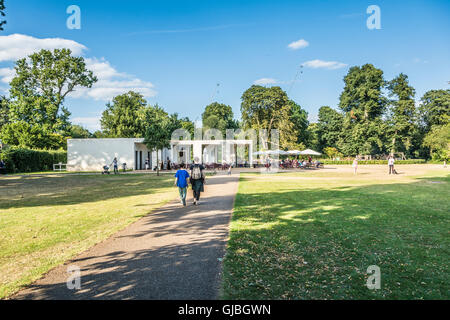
[174,166,190,206]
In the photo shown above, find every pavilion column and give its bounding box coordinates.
[193,141,202,163]
[215,145,218,163]
[249,142,253,166]
[171,144,175,164]
[221,141,225,163]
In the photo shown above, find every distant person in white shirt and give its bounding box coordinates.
[352,158,358,175]
[388,156,395,174]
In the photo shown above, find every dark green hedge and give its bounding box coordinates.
[320,159,427,165]
[0,147,67,173]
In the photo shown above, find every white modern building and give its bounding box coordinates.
[67,138,254,171]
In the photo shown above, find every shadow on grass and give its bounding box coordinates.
[12,178,237,300]
[222,175,449,300]
[0,174,236,210]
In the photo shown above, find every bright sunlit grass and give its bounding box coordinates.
[222,165,449,299]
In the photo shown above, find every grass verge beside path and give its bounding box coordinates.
[0,174,177,299]
[222,166,449,299]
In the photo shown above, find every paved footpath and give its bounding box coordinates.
[13,174,239,300]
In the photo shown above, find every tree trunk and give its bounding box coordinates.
[391,130,397,155]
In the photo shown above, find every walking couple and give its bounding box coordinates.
[174,157,205,206]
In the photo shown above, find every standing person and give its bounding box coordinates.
[145,158,150,170]
[227,163,232,175]
[174,166,190,206]
[352,157,358,175]
[167,157,171,171]
[190,157,205,205]
[266,157,271,172]
[0,159,6,175]
[388,156,395,174]
[111,157,119,174]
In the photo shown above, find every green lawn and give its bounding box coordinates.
[222,166,449,299]
[0,173,177,299]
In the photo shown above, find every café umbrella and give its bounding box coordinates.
[299,149,322,156]
[266,149,289,155]
[252,151,268,155]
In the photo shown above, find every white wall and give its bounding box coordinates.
[67,138,138,171]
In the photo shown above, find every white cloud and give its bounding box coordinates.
[253,78,277,85]
[288,39,309,50]
[0,67,14,83]
[413,58,429,64]
[0,34,87,62]
[71,116,101,132]
[70,57,157,100]
[0,34,157,101]
[302,59,348,70]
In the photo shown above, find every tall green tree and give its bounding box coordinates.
[386,73,417,155]
[202,102,238,135]
[0,95,9,130]
[339,64,387,120]
[3,48,96,149]
[0,120,66,149]
[143,105,175,176]
[338,64,388,155]
[289,100,309,148]
[100,91,147,137]
[316,106,343,151]
[306,122,320,151]
[68,124,92,138]
[92,130,108,138]
[241,85,297,149]
[423,123,450,161]
[419,89,450,129]
[180,116,194,137]
[0,0,6,31]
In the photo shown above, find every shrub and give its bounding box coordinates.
[320,159,427,165]
[0,147,67,173]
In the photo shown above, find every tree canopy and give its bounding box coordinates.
[423,123,450,161]
[241,85,298,149]
[289,100,309,148]
[202,102,238,135]
[0,95,9,129]
[316,106,343,151]
[419,89,450,129]
[68,124,93,139]
[143,105,179,175]
[337,64,387,155]
[100,91,147,138]
[339,64,387,120]
[386,73,418,155]
[1,48,97,149]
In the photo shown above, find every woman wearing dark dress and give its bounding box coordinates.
[189,157,205,205]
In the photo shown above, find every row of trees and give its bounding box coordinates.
[308,64,449,160]
[0,49,448,161]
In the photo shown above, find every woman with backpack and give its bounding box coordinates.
[190,157,205,205]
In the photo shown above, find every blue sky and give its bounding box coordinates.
[1,0,449,131]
